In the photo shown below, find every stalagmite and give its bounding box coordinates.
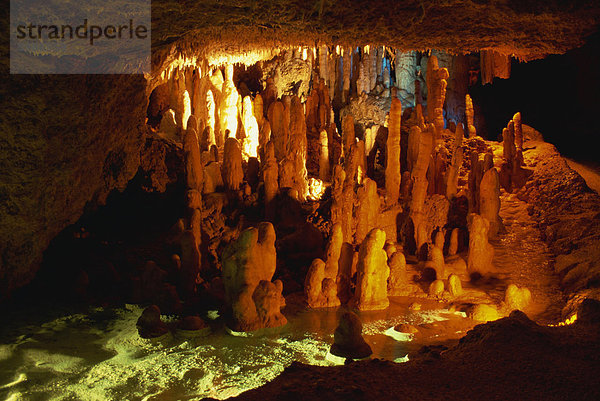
[353,228,390,311]
[221,222,286,331]
[448,273,463,297]
[319,130,330,181]
[467,214,495,276]
[325,223,343,279]
[331,165,346,227]
[479,167,503,239]
[505,284,532,311]
[182,91,192,131]
[387,251,407,296]
[407,126,421,173]
[263,141,278,209]
[513,112,523,154]
[330,312,372,359]
[267,101,288,161]
[465,94,476,137]
[288,96,309,201]
[220,64,239,140]
[429,280,444,297]
[448,228,459,256]
[253,94,264,128]
[341,114,355,157]
[355,177,380,244]
[205,90,217,146]
[341,176,356,244]
[365,125,377,156]
[425,55,449,136]
[305,258,340,309]
[159,109,178,140]
[446,146,463,199]
[410,124,435,243]
[241,96,260,160]
[180,230,201,297]
[183,127,203,191]
[500,115,531,192]
[385,97,402,204]
[222,137,243,191]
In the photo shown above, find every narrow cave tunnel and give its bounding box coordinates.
[2,1,600,400]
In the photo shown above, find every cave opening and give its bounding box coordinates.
[2,3,600,400]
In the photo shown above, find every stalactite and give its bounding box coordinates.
[385,97,402,204]
[369,47,378,92]
[319,44,329,85]
[446,123,464,199]
[480,50,511,85]
[342,46,352,102]
[222,137,243,191]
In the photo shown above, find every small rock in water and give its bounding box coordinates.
[137,305,169,339]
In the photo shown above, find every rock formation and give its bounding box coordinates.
[479,167,503,239]
[425,55,449,136]
[304,258,340,308]
[385,97,402,204]
[137,305,168,339]
[183,127,204,192]
[288,96,309,200]
[467,214,495,276]
[330,311,372,360]
[505,284,532,311]
[222,137,244,191]
[267,100,288,161]
[221,222,286,331]
[353,229,390,310]
[465,94,476,138]
[355,177,380,244]
[241,96,260,160]
[447,273,463,296]
[220,65,240,140]
[387,251,408,296]
[319,130,330,181]
[262,141,279,210]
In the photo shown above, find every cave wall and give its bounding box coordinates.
[0,74,148,298]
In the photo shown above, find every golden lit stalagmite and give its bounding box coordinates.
[465,94,476,137]
[479,167,503,239]
[267,101,288,161]
[222,222,286,332]
[387,251,408,296]
[425,55,449,137]
[410,124,435,246]
[446,123,464,199]
[222,137,243,191]
[353,228,390,310]
[355,177,380,244]
[385,97,402,204]
[304,258,340,309]
[220,64,239,140]
[241,96,260,160]
[288,96,309,201]
[319,130,330,181]
[467,213,495,275]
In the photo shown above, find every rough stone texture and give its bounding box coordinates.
[353,229,390,311]
[387,251,408,296]
[479,167,503,239]
[330,311,372,360]
[505,284,532,311]
[425,55,449,136]
[222,137,244,191]
[221,222,286,331]
[385,98,402,205]
[355,178,380,244]
[448,273,463,296]
[304,258,340,309]
[137,305,169,339]
[480,50,511,85]
[467,214,495,276]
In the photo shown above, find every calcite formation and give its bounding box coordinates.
[355,177,380,244]
[425,55,449,136]
[267,101,288,161]
[465,94,476,138]
[480,50,511,85]
[222,222,286,331]
[479,167,503,239]
[220,65,240,140]
[467,214,495,276]
[500,115,531,192]
[385,97,402,204]
[241,96,260,160]
[387,251,408,296]
[319,130,330,181]
[353,229,390,311]
[330,311,372,360]
[505,284,532,311]
[222,137,244,191]
[304,258,340,308]
[262,141,279,209]
[183,126,203,192]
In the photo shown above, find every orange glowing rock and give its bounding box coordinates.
[425,55,449,137]
[221,137,243,191]
[305,258,340,309]
[465,94,476,138]
[479,167,504,239]
[467,214,495,276]
[504,284,532,311]
[448,228,460,256]
[267,101,288,162]
[262,141,279,211]
[429,279,445,297]
[470,304,501,322]
[353,229,390,311]
[222,222,286,331]
[183,127,203,192]
[355,177,380,244]
[385,97,402,205]
[387,251,408,296]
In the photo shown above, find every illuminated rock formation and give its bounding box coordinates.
[479,167,503,239]
[325,223,343,279]
[182,90,192,131]
[448,228,460,256]
[467,214,495,276]
[425,243,445,280]
[331,165,346,227]
[429,279,445,297]
[137,305,168,339]
[305,258,340,309]
[330,311,372,359]
[267,100,288,162]
[159,109,178,140]
[341,176,356,244]
[342,114,355,157]
[353,228,390,311]
[447,273,463,297]
[220,64,239,140]
[222,137,243,191]
[203,162,223,194]
[288,96,309,201]
[425,55,449,136]
[205,90,217,147]
[222,222,286,331]
[386,97,402,204]
[407,125,421,173]
[241,96,260,160]
[428,144,449,195]
[410,124,435,245]
[319,130,330,181]
[446,125,464,199]
[183,127,203,192]
[465,94,476,138]
[262,141,279,210]
[355,177,380,244]
[505,284,532,311]
[387,251,408,296]
[480,50,511,85]
[500,115,531,192]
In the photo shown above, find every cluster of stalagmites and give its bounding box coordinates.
[138,47,533,337]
